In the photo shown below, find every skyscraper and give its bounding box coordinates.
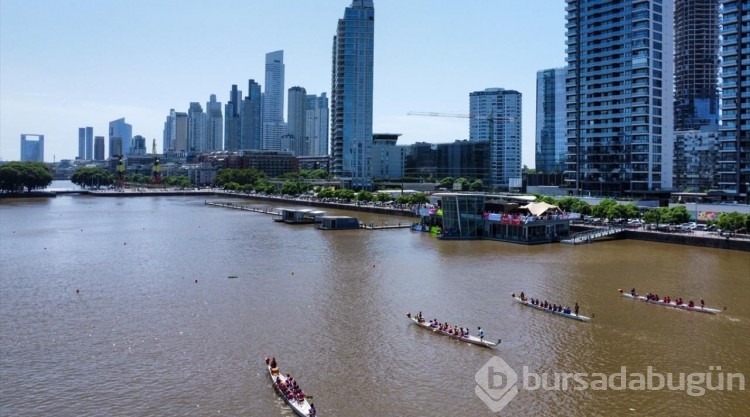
[535,68,567,174]
[20,134,44,162]
[94,136,105,160]
[109,118,132,157]
[187,102,206,152]
[262,50,286,150]
[224,84,242,151]
[306,93,329,157]
[78,127,93,160]
[718,0,749,199]
[564,0,674,196]
[206,95,223,151]
[469,88,522,189]
[174,112,188,152]
[674,0,719,130]
[241,80,262,150]
[331,0,375,189]
[163,109,177,152]
[287,86,307,156]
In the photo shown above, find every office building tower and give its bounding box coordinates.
[20,134,44,162]
[174,112,188,152]
[225,84,242,151]
[287,86,308,156]
[187,102,206,152]
[206,95,223,151]
[331,0,375,189]
[78,127,93,160]
[674,0,719,130]
[371,133,406,180]
[163,109,177,152]
[306,93,329,157]
[718,0,749,199]
[469,88,522,190]
[262,50,285,150]
[94,136,105,160]
[564,0,674,195]
[109,118,132,157]
[131,135,147,155]
[241,80,262,150]
[535,68,567,174]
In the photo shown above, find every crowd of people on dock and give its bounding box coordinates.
[629,288,703,308]
[515,292,580,316]
[266,357,316,416]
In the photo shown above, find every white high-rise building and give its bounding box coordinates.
[469,88,522,189]
[306,93,329,157]
[262,50,285,150]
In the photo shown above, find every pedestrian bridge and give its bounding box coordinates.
[560,226,627,245]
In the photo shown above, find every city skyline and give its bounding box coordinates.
[0,1,566,166]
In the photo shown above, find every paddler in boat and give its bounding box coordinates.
[631,288,636,296]
[688,300,695,308]
[574,303,579,316]
[309,403,317,417]
[478,327,485,341]
[520,291,525,301]
[700,298,705,308]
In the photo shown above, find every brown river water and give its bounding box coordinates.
[1,195,748,416]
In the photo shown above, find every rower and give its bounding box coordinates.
[309,403,317,417]
[700,298,705,308]
[688,300,695,308]
[574,303,579,316]
[478,327,485,340]
[270,357,277,369]
[520,291,525,301]
[631,288,636,296]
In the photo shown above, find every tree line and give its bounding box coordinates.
[0,162,53,193]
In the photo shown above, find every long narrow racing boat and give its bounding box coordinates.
[406,312,500,349]
[265,357,317,417]
[511,294,591,322]
[618,289,722,314]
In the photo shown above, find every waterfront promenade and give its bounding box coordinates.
[5,187,749,251]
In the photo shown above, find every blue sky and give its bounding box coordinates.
[0,0,566,167]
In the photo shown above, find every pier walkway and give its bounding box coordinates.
[205,201,411,230]
[560,226,627,245]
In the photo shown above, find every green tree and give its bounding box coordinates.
[556,197,579,212]
[70,166,114,189]
[439,177,454,189]
[592,198,617,219]
[610,203,640,220]
[317,187,335,199]
[356,190,374,202]
[469,179,484,192]
[667,205,691,224]
[642,208,666,227]
[717,212,748,233]
[571,199,592,215]
[335,188,356,201]
[409,192,429,205]
[280,182,301,195]
[375,192,391,202]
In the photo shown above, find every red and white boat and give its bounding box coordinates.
[618,289,722,314]
[406,312,500,349]
[265,357,316,417]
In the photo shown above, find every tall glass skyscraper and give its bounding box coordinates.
[78,127,93,160]
[535,68,567,174]
[331,0,374,189]
[108,118,132,157]
[306,93,329,157]
[565,0,674,195]
[718,0,749,199]
[187,102,205,152]
[262,50,286,151]
[241,80,262,150]
[287,86,307,156]
[20,134,44,162]
[224,84,242,151]
[206,94,223,151]
[674,0,719,130]
[469,88,522,189]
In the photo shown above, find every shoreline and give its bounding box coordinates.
[4,188,749,251]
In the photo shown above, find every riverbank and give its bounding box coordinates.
[4,188,748,251]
